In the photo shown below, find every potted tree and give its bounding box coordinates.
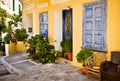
[76,48,93,74]
[14,28,28,52]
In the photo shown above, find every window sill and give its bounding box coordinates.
[81,47,107,53]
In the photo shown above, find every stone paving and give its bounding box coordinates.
[0,52,98,81]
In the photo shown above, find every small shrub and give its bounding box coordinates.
[26,34,55,64]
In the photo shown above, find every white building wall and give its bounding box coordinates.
[0,0,22,15]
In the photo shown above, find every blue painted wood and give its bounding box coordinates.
[39,12,48,37]
[62,9,72,40]
[83,1,106,51]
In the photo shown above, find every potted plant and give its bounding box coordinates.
[4,34,12,44]
[76,48,93,74]
[14,28,28,52]
[14,28,28,41]
[64,38,72,61]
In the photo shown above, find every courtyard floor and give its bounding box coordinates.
[0,52,98,81]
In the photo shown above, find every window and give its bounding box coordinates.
[18,4,21,13]
[28,28,32,33]
[39,12,48,37]
[13,0,15,11]
[82,1,106,51]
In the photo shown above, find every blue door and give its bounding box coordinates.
[62,9,72,40]
[83,1,106,51]
[39,12,48,37]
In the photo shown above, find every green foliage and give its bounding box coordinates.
[0,7,7,32]
[60,38,72,53]
[56,51,63,57]
[11,12,22,27]
[76,48,93,64]
[60,40,65,52]
[14,29,28,41]
[64,38,72,52]
[4,34,12,44]
[26,34,55,64]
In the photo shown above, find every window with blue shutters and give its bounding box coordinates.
[39,12,48,37]
[82,1,107,51]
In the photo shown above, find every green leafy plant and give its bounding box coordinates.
[26,34,55,64]
[60,38,72,52]
[76,48,93,65]
[11,11,22,27]
[14,29,28,41]
[0,7,7,32]
[4,34,12,44]
[60,40,65,52]
[64,38,72,52]
[56,51,63,57]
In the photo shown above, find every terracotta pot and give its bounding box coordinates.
[82,65,88,75]
[66,52,72,61]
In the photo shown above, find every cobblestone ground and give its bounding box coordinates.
[0,52,98,81]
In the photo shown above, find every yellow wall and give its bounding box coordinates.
[22,0,120,67]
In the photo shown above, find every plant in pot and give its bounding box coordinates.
[64,38,72,61]
[76,48,93,74]
[60,40,66,58]
[4,34,12,44]
[14,28,28,52]
[14,28,28,41]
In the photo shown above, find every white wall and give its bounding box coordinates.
[0,0,22,15]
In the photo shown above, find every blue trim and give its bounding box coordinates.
[62,9,72,40]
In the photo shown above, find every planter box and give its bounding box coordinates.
[16,41,26,52]
[5,43,16,56]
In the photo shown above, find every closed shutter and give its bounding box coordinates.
[39,12,48,37]
[83,1,106,51]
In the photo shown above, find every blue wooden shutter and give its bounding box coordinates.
[39,12,48,37]
[83,5,93,48]
[83,1,106,51]
[93,4,106,51]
